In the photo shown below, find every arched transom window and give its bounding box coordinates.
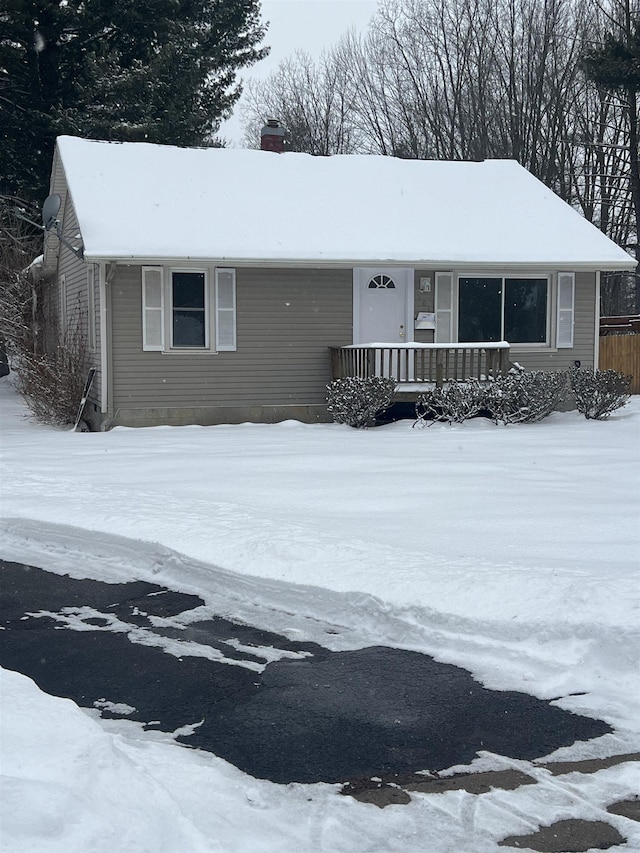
[368,274,396,289]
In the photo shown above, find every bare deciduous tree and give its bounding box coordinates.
[243,0,639,311]
[241,49,359,154]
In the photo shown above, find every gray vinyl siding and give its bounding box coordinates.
[51,197,101,403]
[42,148,66,273]
[110,266,352,411]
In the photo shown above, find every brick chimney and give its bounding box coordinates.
[260,118,285,153]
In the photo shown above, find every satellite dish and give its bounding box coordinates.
[42,193,61,230]
[40,192,84,260]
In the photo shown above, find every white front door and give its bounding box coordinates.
[353,268,413,344]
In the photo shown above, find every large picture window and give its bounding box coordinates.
[458,276,548,344]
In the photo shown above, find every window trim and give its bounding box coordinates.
[87,266,96,352]
[455,273,551,348]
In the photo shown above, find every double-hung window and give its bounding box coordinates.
[142,266,236,352]
[458,276,549,345]
[172,271,207,347]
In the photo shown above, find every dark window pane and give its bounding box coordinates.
[458,278,502,342]
[504,279,547,343]
[173,272,205,308]
[172,272,205,347]
[368,274,396,289]
[173,310,205,346]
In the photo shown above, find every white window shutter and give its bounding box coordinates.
[435,272,453,342]
[215,268,236,351]
[557,272,575,348]
[142,266,164,351]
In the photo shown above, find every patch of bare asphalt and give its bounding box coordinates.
[497,819,626,851]
[341,752,640,806]
[342,758,638,852]
[341,754,639,853]
[607,799,640,822]
[536,752,640,776]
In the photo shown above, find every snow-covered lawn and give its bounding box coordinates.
[1,375,639,852]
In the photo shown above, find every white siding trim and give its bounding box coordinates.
[99,262,108,413]
[434,272,454,342]
[215,268,237,351]
[87,266,96,352]
[557,272,575,348]
[142,266,165,351]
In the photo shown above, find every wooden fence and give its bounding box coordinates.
[600,314,640,335]
[599,334,640,393]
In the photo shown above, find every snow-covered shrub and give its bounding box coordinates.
[570,368,631,420]
[415,380,486,425]
[484,370,569,424]
[326,376,396,427]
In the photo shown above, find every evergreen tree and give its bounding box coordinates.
[0,0,268,203]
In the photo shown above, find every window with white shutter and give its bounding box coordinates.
[142,266,164,351]
[215,268,236,351]
[140,265,238,353]
[557,272,575,348]
[435,272,453,342]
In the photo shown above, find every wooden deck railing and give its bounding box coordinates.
[329,343,511,387]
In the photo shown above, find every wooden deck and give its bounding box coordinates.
[329,343,511,390]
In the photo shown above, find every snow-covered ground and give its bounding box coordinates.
[1,375,639,852]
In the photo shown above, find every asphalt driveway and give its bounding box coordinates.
[0,558,610,785]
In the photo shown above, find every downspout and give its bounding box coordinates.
[99,262,116,424]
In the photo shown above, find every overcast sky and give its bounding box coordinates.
[221,0,378,144]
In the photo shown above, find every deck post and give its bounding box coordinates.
[329,347,340,381]
[367,349,375,378]
[435,351,444,388]
[499,346,510,376]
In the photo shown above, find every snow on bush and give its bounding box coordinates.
[415,370,569,426]
[326,376,396,427]
[415,380,485,425]
[570,367,632,420]
[484,369,569,424]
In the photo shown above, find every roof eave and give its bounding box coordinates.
[84,254,638,272]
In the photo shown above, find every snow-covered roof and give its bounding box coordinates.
[54,136,636,270]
